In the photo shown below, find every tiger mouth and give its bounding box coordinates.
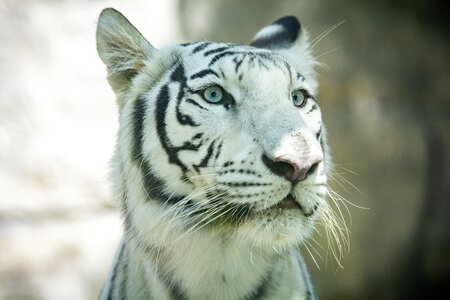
[271,194,318,217]
[273,194,301,210]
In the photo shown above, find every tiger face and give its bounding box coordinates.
[97,9,329,252]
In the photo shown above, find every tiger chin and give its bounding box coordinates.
[97,7,331,300]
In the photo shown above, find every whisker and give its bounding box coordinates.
[304,239,323,261]
[327,189,351,227]
[315,46,343,59]
[334,172,362,195]
[302,243,321,270]
[311,20,346,50]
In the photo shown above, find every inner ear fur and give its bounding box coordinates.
[96,8,156,96]
[250,16,302,49]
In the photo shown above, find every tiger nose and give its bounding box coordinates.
[262,154,323,183]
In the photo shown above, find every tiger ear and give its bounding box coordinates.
[250,16,302,49]
[96,8,156,95]
[251,16,318,92]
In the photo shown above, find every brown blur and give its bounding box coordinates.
[0,0,448,299]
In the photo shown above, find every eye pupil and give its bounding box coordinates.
[203,86,223,103]
[292,90,307,107]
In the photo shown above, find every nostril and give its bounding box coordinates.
[262,154,322,183]
[299,156,322,181]
[305,162,319,179]
[262,154,298,183]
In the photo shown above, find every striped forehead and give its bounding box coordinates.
[179,42,298,80]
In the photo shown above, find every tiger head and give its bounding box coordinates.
[97,8,330,253]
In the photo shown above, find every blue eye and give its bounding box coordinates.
[292,89,307,107]
[203,86,223,103]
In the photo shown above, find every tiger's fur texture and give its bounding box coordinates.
[97,8,330,300]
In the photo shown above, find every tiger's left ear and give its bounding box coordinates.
[250,16,302,49]
[96,8,157,97]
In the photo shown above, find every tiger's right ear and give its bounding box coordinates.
[96,8,156,95]
[250,16,301,49]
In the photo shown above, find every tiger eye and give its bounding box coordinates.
[203,86,223,103]
[292,89,307,107]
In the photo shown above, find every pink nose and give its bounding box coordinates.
[262,154,323,183]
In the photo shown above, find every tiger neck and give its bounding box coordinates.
[125,228,295,299]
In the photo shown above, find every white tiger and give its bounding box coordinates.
[97,7,332,300]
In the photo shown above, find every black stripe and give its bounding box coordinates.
[140,159,183,203]
[155,83,189,174]
[131,92,187,204]
[171,64,200,127]
[241,267,273,300]
[119,244,128,300]
[226,192,267,199]
[199,140,216,166]
[208,51,239,67]
[283,60,293,82]
[175,139,204,151]
[306,104,318,114]
[158,272,187,300]
[107,242,126,300]
[233,56,244,73]
[320,135,325,151]
[316,124,322,139]
[204,46,231,56]
[221,89,237,110]
[258,52,280,65]
[169,284,187,300]
[167,278,187,300]
[219,181,271,187]
[180,42,195,47]
[186,98,208,110]
[194,139,216,171]
[190,69,219,80]
[215,140,223,160]
[140,159,191,207]
[121,179,132,232]
[223,161,234,167]
[298,254,316,300]
[258,59,270,70]
[209,51,279,70]
[152,251,188,300]
[171,62,185,82]
[193,133,203,139]
[191,42,210,53]
[248,56,255,67]
[132,96,147,161]
[154,64,204,186]
[218,169,260,176]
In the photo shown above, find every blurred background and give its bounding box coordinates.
[0,0,448,299]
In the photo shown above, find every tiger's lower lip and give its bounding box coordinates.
[272,194,301,210]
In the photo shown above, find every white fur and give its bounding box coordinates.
[97,8,327,300]
[252,24,285,41]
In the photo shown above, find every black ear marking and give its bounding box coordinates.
[250,16,301,49]
[273,16,301,42]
